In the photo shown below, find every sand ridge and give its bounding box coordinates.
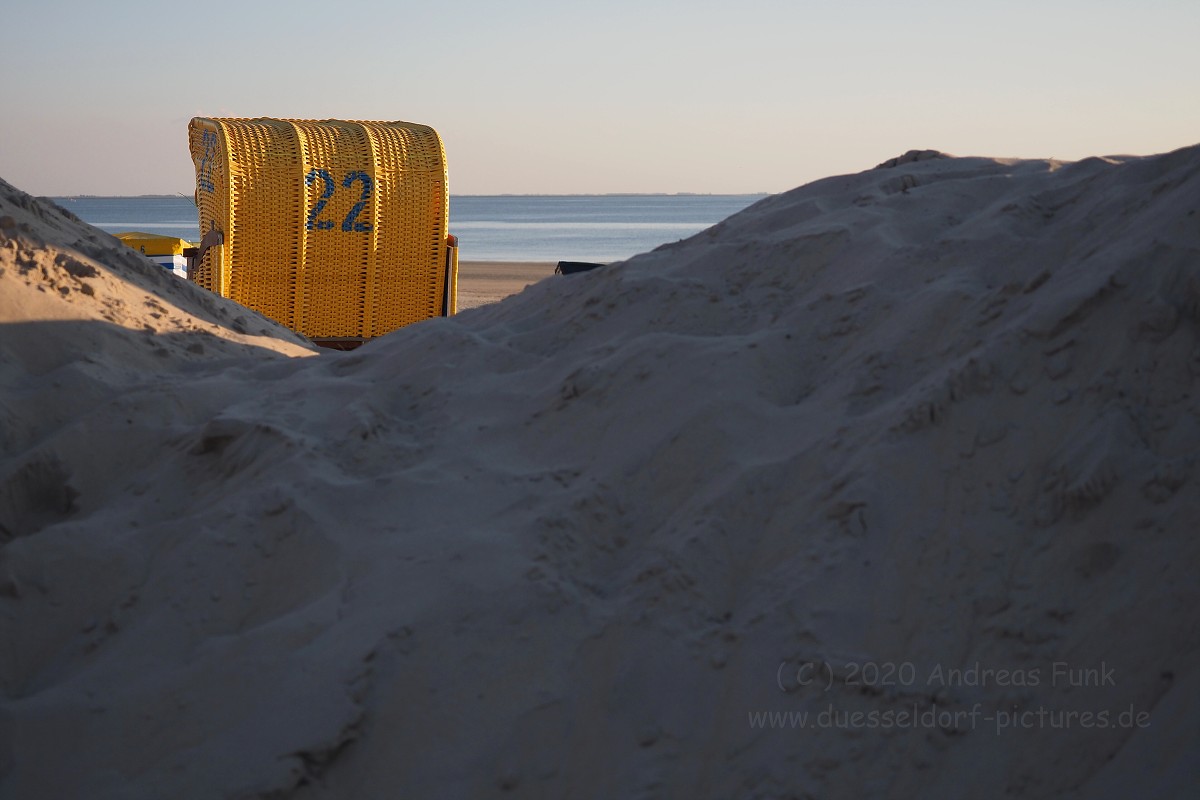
[1,147,1199,798]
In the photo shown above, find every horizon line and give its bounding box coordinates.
[48,191,773,200]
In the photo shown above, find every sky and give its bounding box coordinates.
[1,0,1197,196]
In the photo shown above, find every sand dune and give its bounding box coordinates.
[1,147,1198,798]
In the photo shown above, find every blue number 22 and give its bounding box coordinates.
[305,169,373,232]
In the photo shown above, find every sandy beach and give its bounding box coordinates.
[455,260,560,309]
[2,147,1199,798]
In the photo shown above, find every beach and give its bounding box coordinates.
[455,260,560,309]
[2,147,1199,799]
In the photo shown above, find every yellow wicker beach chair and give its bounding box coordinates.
[187,117,458,346]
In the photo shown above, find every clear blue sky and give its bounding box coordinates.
[2,0,1197,195]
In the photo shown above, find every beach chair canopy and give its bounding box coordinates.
[187,117,457,341]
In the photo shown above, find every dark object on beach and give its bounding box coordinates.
[555,261,605,275]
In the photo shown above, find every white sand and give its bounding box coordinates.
[1,147,1198,798]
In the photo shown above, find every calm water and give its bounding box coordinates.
[51,194,766,263]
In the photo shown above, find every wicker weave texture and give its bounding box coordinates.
[188,117,452,338]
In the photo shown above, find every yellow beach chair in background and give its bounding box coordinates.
[187,117,458,348]
[114,231,197,279]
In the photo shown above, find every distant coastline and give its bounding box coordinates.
[50,193,766,262]
[53,192,771,200]
[451,192,770,198]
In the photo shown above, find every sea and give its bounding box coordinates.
[51,194,767,263]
